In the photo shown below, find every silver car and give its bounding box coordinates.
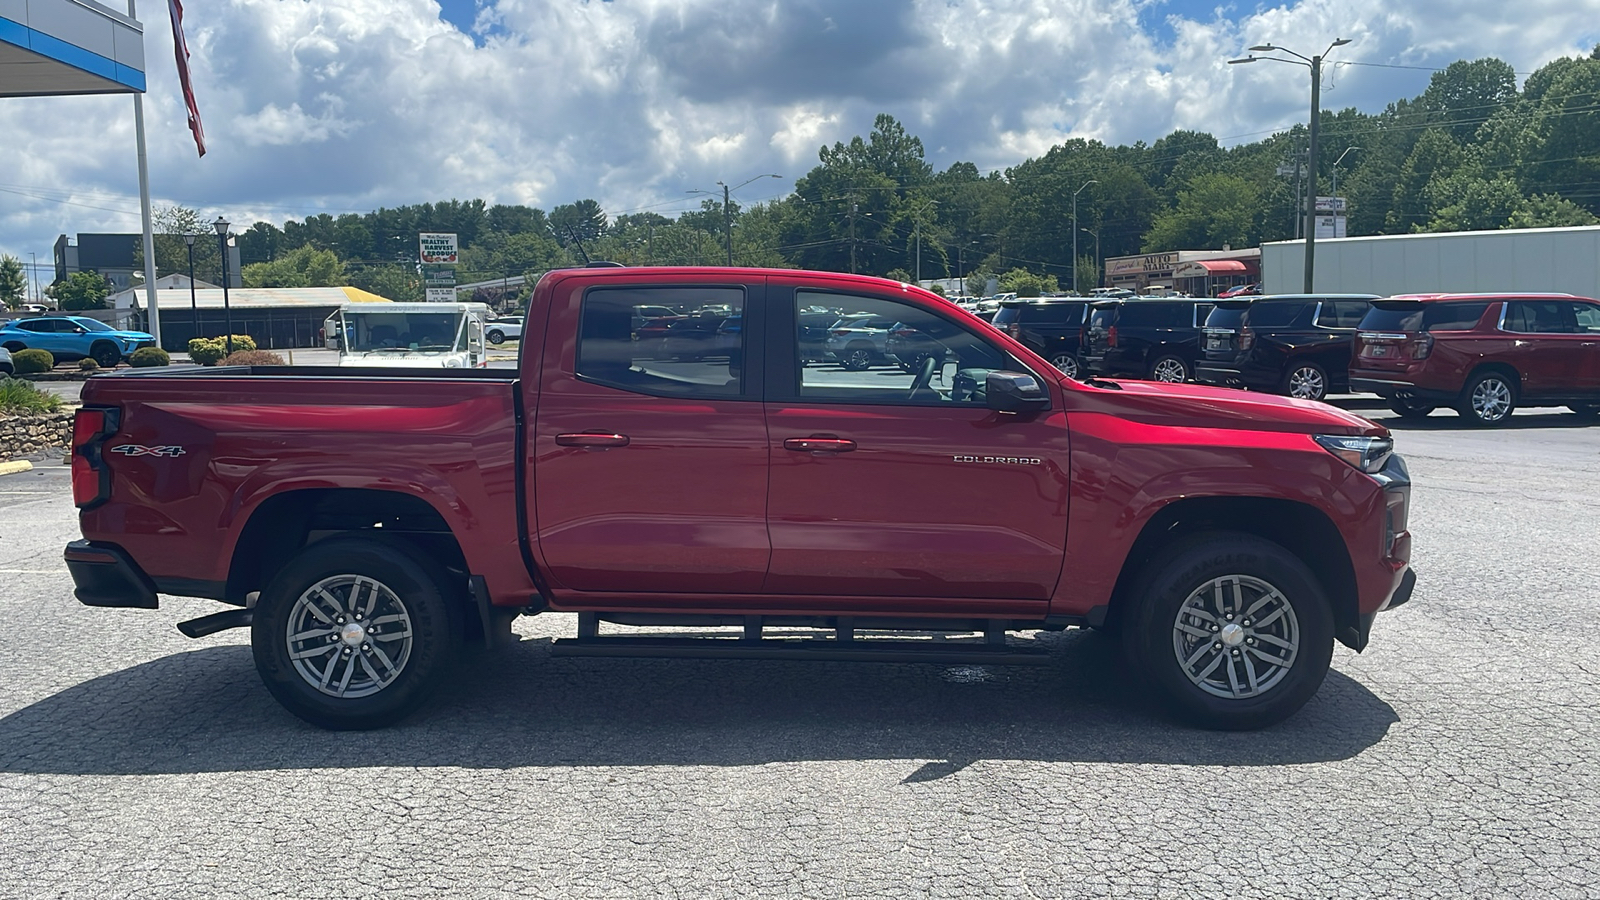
[0,346,11,376]
[823,314,898,371]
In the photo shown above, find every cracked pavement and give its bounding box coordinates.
[1,407,1598,898]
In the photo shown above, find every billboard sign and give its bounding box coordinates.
[425,287,457,303]
[419,233,459,264]
[423,265,456,287]
[1314,216,1347,239]
[1315,196,1348,213]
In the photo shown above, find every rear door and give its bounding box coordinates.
[762,282,1069,607]
[532,276,771,595]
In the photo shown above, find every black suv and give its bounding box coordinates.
[1194,294,1379,400]
[990,299,1090,378]
[1080,298,1215,382]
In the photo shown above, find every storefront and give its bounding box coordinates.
[1103,249,1260,296]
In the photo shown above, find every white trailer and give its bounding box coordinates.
[323,302,490,368]
[1262,225,1600,299]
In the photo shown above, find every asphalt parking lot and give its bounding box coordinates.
[2,409,1598,898]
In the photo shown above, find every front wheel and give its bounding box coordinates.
[251,537,462,730]
[1282,363,1328,401]
[91,341,122,368]
[1049,353,1081,380]
[1457,371,1517,426]
[840,346,875,371]
[1148,355,1190,383]
[1120,533,1334,731]
[487,329,506,345]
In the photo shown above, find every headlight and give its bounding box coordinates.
[1314,434,1393,474]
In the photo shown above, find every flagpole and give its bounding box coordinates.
[129,0,161,348]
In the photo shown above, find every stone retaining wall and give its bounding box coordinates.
[0,410,74,457]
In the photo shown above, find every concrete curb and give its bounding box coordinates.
[0,460,35,476]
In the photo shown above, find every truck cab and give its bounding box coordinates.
[324,302,489,368]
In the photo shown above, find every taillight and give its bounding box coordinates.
[71,407,118,509]
[891,328,916,337]
[1410,334,1434,359]
[1107,325,1118,348]
[832,329,852,337]
[1239,326,1255,350]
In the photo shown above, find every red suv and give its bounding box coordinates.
[1350,293,1600,425]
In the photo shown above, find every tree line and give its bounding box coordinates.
[103,46,1600,304]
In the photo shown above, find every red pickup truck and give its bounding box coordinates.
[65,266,1415,731]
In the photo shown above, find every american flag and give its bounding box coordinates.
[168,0,206,157]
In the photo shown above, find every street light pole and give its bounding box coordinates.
[1330,146,1360,236]
[1081,228,1101,289]
[213,217,233,355]
[1072,180,1098,293]
[688,174,780,268]
[1230,38,1351,294]
[184,234,197,339]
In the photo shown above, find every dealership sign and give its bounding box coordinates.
[419,233,459,264]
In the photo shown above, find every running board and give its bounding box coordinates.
[177,608,253,639]
[551,635,1051,666]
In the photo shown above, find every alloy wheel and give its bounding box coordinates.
[1287,366,1326,400]
[1151,358,1187,383]
[1471,377,1513,422]
[286,574,414,699]
[1171,574,1300,700]
[1050,354,1080,379]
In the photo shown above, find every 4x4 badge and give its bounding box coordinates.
[109,444,186,458]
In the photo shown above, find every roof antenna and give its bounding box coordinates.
[565,226,592,264]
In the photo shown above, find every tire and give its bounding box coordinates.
[251,536,463,730]
[90,341,122,368]
[2,341,25,353]
[1457,370,1517,426]
[1148,355,1190,383]
[1120,533,1334,731]
[841,344,875,371]
[1387,396,1437,419]
[1048,352,1081,380]
[1281,363,1328,401]
[487,329,506,345]
[1570,403,1600,419]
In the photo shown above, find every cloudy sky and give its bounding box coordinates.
[3,0,1598,285]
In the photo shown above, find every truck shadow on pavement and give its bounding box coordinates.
[0,630,1398,777]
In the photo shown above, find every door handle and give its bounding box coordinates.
[556,432,630,448]
[784,436,857,453]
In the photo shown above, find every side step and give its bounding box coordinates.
[551,615,1051,666]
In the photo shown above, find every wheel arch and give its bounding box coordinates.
[1104,495,1361,650]
[1462,361,1520,396]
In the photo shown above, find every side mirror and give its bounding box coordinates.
[986,371,1051,413]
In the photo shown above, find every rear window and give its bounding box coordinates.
[1205,304,1249,330]
[991,307,1021,328]
[1026,303,1082,325]
[1244,300,1307,328]
[1088,306,1117,329]
[1360,301,1490,333]
[1119,302,1188,327]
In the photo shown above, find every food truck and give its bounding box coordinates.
[323,302,490,368]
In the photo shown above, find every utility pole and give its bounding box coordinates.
[721,183,733,266]
[849,195,858,274]
[1072,180,1098,293]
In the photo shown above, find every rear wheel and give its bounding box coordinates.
[1387,396,1437,419]
[3,341,25,353]
[251,536,462,730]
[487,329,506,345]
[1049,352,1081,380]
[1458,371,1517,426]
[1148,355,1190,383]
[1120,533,1333,730]
[1282,363,1328,401]
[841,344,875,371]
[90,341,121,368]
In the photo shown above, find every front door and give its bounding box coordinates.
[1501,300,1585,399]
[762,285,1071,603]
[533,280,770,595]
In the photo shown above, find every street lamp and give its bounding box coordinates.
[213,216,234,355]
[1072,180,1098,293]
[183,233,198,340]
[1080,227,1101,290]
[1230,37,1352,292]
[688,174,781,266]
[1330,147,1361,235]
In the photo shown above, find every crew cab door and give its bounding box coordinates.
[531,277,770,594]
[761,284,1070,603]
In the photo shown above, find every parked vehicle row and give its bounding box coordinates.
[0,315,156,367]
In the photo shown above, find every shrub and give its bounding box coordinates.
[78,357,99,371]
[187,335,256,366]
[219,349,286,366]
[128,347,171,367]
[0,376,62,412]
[12,348,54,374]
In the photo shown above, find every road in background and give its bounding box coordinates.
[1,414,1597,897]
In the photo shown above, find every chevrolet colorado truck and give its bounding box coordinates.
[65,266,1415,731]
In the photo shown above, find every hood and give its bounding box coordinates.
[341,351,468,368]
[1069,377,1387,437]
[111,331,155,341]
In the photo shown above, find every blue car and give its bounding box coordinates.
[0,316,155,368]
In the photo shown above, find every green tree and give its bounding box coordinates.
[347,263,422,301]
[47,271,111,310]
[1420,58,1519,142]
[0,254,26,309]
[1142,174,1259,251]
[1418,173,1523,232]
[998,268,1057,296]
[240,245,346,288]
[550,199,608,247]
[132,205,225,284]
[1508,194,1600,228]
[1387,129,1465,231]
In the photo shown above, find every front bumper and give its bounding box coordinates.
[64,540,158,609]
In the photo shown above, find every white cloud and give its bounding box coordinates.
[1,0,1596,265]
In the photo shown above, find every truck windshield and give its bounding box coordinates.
[343,312,463,352]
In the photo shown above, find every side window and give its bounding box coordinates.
[20,320,51,333]
[1193,304,1215,328]
[1423,302,1489,332]
[1568,303,1600,333]
[798,291,1013,405]
[1505,301,1571,334]
[577,286,746,398]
